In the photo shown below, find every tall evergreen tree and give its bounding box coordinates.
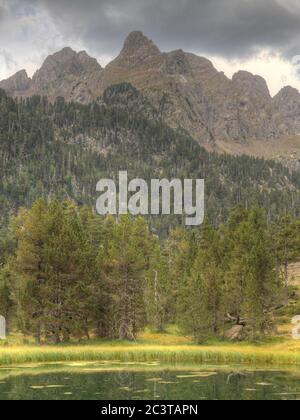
[15,199,49,343]
[235,208,282,338]
[272,215,300,286]
[178,221,224,341]
[144,239,169,332]
[103,216,152,340]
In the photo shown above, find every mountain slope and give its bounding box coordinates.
[1,85,300,236]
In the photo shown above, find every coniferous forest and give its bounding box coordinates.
[1,83,300,235]
[1,84,300,344]
[0,200,300,343]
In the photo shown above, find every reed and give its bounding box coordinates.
[0,344,300,367]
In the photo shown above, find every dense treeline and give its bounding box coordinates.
[1,84,300,238]
[0,200,299,343]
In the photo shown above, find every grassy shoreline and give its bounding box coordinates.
[1,330,300,368]
[1,343,300,368]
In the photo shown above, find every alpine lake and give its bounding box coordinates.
[0,362,300,400]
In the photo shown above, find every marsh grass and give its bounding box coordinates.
[0,343,300,367]
[1,328,300,368]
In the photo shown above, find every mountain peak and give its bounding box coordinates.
[275,85,300,98]
[56,46,75,55]
[232,70,271,99]
[36,47,102,73]
[32,47,102,81]
[0,69,31,96]
[15,69,29,78]
[121,31,160,57]
[28,48,103,103]
[232,70,271,100]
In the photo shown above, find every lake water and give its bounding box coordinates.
[0,363,300,400]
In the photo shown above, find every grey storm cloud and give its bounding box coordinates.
[12,0,300,58]
[0,4,5,21]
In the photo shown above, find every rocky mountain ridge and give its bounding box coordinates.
[0,47,103,104]
[2,31,300,149]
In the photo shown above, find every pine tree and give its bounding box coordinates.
[229,207,282,338]
[163,227,196,322]
[144,239,169,332]
[103,216,152,340]
[178,221,224,341]
[15,199,49,343]
[223,205,249,326]
[82,210,112,339]
[14,200,97,343]
[272,215,300,286]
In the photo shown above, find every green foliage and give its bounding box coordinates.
[101,215,153,340]
[178,221,225,341]
[0,200,299,343]
[0,201,156,343]
[176,207,289,341]
[271,215,300,285]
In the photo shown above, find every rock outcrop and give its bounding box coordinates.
[0,69,32,97]
[273,86,300,134]
[224,325,244,341]
[31,48,103,103]
[0,48,103,104]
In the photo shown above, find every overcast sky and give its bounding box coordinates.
[1,0,300,95]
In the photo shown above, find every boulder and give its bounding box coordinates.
[225,325,244,341]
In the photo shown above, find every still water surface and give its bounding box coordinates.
[0,363,300,400]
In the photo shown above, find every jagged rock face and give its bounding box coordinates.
[1,31,300,146]
[0,48,103,104]
[101,31,164,93]
[101,34,230,142]
[0,70,31,97]
[228,71,279,141]
[232,71,271,101]
[114,31,161,68]
[100,32,288,144]
[273,86,300,134]
[31,47,103,103]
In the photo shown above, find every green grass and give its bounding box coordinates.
[0,345,299,367]
[1,327,300,368]
[1,342,300,367]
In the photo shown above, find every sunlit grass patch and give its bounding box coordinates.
[0,342,300,368]
[1,325,300,368]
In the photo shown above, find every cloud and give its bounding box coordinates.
[22,0,300,59]
[2,0,300,94]
[0,0,8,21]
[212,51,300,96]
[0,0,87,79]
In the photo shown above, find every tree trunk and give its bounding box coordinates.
[35,323,41,345]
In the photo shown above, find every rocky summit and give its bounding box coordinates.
[2,31,300,150]
[0,47,103,104]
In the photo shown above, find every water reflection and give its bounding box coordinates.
[0,364,299,400]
